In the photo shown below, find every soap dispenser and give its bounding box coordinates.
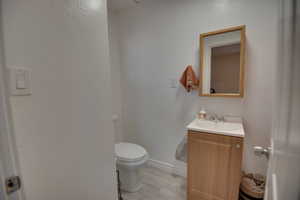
[198,108,207,120]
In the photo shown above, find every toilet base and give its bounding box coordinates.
[117,165,143,192]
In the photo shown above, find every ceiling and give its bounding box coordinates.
[108,0,137,11]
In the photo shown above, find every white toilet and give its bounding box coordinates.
[115,142,148,192]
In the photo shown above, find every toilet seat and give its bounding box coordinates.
[115,143,147,162]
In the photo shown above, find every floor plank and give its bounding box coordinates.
[122,165,186,200]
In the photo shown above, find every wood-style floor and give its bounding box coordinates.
[122,165,186,200]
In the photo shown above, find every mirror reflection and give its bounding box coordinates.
[210,43,240,94]
[200,26,245,97]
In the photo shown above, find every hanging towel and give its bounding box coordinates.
[180,65,199,92]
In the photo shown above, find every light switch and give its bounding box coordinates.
[8,67,32,96]
[16,69,27,89]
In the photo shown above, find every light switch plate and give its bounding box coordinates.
[8,67,32,96]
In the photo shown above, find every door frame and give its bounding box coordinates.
[0,2,25,198]
[0,65,24,200]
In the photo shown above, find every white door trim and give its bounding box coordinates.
[0,159,7,200]
[0,63,25,200]
[0,2,25,198]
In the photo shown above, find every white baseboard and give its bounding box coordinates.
[147,159,174,174]
[173,160,187,178]
[147,158,187,178]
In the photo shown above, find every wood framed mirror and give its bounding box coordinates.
[199,25,245,97]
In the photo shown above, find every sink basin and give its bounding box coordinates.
[196,120,242,131]
[187,119,245,137]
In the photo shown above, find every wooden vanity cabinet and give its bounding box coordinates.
[187,130,243,200]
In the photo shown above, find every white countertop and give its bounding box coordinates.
[187,118,245,138]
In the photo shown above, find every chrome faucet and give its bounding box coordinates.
[208,113,217,122]
[208,113,225,123]
[218,115,225,122]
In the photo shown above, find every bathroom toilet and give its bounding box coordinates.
[115,142,148,192]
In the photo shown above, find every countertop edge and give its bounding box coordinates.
[187,127,245,138]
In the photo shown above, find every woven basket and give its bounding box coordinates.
[239,172,265,199]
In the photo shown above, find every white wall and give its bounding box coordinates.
[108,11,124,143]
[1,0,117,200]
[110,0,278,174]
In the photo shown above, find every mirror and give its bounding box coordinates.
[199,25,245,97]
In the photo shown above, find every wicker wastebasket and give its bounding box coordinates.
[239,172,265,200]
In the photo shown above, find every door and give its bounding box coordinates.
[265,0,300,199]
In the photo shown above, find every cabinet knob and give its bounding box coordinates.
[236,144,241,148]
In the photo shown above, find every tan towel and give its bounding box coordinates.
[180,65,199,92]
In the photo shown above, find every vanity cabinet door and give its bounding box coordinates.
[187,131,243,200]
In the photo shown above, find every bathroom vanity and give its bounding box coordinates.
[187,119,244,200]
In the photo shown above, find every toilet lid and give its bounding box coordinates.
[115,143,147,162]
